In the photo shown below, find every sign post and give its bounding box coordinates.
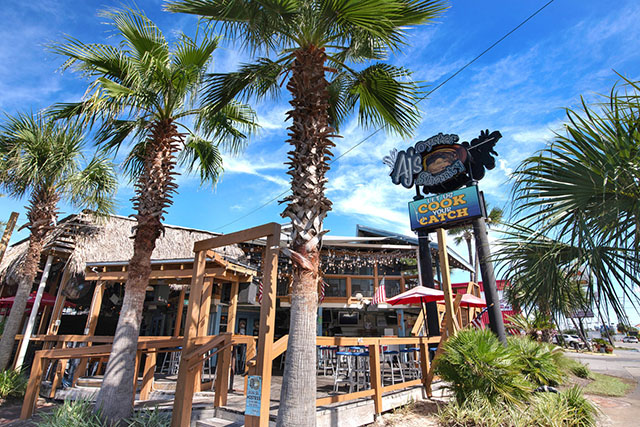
[385,130,507,344]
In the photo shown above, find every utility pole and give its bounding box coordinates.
[472,216,507,344]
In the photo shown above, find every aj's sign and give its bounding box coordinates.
[408,186,484,231]
[384,130,502,195]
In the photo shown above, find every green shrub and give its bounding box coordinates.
[507,337,565,386]
[126,407,170,427]
[570,362,594,380]
[0,369,28,399]
[435,329,532,405]
[561,386,599,426]
[438,387,598,427]
[37,399,103,427]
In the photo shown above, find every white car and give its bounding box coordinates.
[622,336,639,343]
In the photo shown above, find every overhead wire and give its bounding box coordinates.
[215,0,556,232]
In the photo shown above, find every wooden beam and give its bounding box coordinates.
[193,222,280,252]
[139,352,157,400]
[315,388,375,406]
[46,268,71,337]
[369,343,383,415]
[213,335,232,407]
[227,279,239,334]
[246,225,280,427]
[171,249,207,427]
[436,228,457,337]
[173,288,185,337]
[20,351,43,420]
[195,278,214,390]
[72,282,104,385]
[84,267,228,282]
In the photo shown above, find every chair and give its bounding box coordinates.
[333,351,356,393]
[381,350,404,385]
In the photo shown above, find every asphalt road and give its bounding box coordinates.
[567,342,640,426]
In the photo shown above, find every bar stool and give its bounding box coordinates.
[333,351,356,393]
[353,351,370,391]
[381,350,404,385]
[400,347,420,380]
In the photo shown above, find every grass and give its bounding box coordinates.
[583,373,633,397]
[36,399,170,427]
[0,369,28,400]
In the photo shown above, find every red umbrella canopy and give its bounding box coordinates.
[0,292,76,309]
[385,286,445,306]
[438,293,487,308]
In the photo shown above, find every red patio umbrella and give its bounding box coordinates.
[0,291,76,310]
[438,293,487,308]
[386,286,444,336]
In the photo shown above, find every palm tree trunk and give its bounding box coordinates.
[277,46,334,427]
[0,188,58,371]
[95,119,180,422]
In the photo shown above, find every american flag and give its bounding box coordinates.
[471,306,489,329]
[372,277,387,304]
[257,281,263,304]
[318,281,327,303]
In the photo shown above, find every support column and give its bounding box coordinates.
[227,279,239,334]
[245,230,280,427]
[436,229,458,337]
[15,254,54,370]
[72,281,104,386]
[173,288,185,337]
[417,230,440,336]
[171,250,207,427]
[472,217,507,344]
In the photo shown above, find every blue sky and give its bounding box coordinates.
[2,1,640,323]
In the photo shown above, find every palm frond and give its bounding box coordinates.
[342,63,423,137]
[177,135,224,185]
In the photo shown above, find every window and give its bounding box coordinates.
[351,278,374,298]
[384,279,402,298]
[323,277,347,298]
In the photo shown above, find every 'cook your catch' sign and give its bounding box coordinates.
[408,186,483,231]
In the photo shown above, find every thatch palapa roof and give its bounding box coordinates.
[0,213,245,287]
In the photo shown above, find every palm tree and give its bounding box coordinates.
[448,205,502,281]
[508,78,640,319]
[52,9,257,422]
[0,112,117,371]
[165,1,447,425]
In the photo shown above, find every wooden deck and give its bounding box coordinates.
[47,373,447,427]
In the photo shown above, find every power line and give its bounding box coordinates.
[215,0,556,231]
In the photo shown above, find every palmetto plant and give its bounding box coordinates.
[165,1,447,424]
[52,8,257,422]
[507,78,640,319]
[0,113,116,371]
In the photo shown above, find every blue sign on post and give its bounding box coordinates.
[408,186,483,231]
[245,375,262,416]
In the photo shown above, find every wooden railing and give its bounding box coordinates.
[19,333,258,421]
[244,334,442,417]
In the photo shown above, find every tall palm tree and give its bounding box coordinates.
[508,78,640,319]
[0,112,116,371]
[448,205,502,281]
[166,1,448,425]
[52,8,257,422]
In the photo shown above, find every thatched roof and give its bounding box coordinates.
[0,213,245,286]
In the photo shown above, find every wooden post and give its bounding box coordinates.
[227,279,239,334]
[46,268,71,337]
[72,282,104,385]
[369,343,383,415]
[173,288,185,337]
[0,212,18,265]
[139,352,157,400]
[419,342,431,394]
[213,334,232,407]
[245,227,280,427]
[49,343,67,398]
[132,350,142,404]
[171,249,207,427]
[373,261,379,291]
[195,278,214,391]
[436,229,457,337]
[20,351,44,420]
[15,254,54,370]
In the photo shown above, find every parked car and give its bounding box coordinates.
[553,334,583,348]
[622,336,639,343]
